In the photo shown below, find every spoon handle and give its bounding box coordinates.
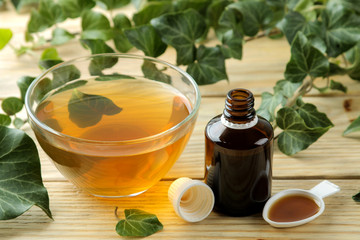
[309,180,340,199]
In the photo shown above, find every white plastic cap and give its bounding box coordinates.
[168,177,215,222]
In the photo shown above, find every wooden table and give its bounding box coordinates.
[1,6,360,240]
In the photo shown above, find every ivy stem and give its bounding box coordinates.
[341,54,349,68]
[245,29,282,42]
[114,207,121,221]
[285,77,314,108]
[272,76,314,133]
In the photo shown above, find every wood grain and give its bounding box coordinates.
[0,180,358,240]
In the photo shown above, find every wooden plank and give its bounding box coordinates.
[0,179,358,239]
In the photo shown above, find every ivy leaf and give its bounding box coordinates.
[124,25,167,57]
[329,79,347,93]
[27,0,65,33]
[276,107,332,155]
[277,11,322,45]
[141,60,171,84]
[207,0,232,29]
[81,10,113,41]
[273,79,302,99]
[133,1,173,26]
[13,118,25,129]
[220,29,243,60]
[51,28,75,45]
[1,97,23,116]
[257,91,284,122]
[0,114,11,126]
[97,0,130,10]
[352,192,360,202]
[68,89,122,128]
[187,45,227,85]
[58,0,96,19]
[346,43,360,81]
[321,4,360,58]
[95,74,134,81]
[17,76,36,102]
[226,1,274,37]
[296,100,334,128]
[172,0,210,14]
[11,0,39,12]
[53,80,88,95]
[151,9,207,65]
[115,209,163,237]
[343,115,360,136]
[0,29,12,50]
[113,14,133,53]
[81,39,117,75]
[285,32,329,83]
[0,126,52,220]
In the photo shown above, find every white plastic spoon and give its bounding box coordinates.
[262,180,340,228]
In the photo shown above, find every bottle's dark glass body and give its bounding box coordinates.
[205,89,274,216]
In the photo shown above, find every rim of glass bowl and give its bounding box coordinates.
[25,53,201,145]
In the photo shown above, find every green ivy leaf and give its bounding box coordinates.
[343,115,360,136]
[207,0,232,29]
[277,11,322,45]
[151,9,207,65]
[133,1,173,26]
[97,0,130,10]
[0,114,11,126]
[81,10,113,41]
[257,91,284,122]
[0,29,12,50]
[220,29,243,60]
[1,97,23,116]
[51,28,75,45]
[352,192,360,202]
[346,43,360,81]
[53,80,88,95]
[81,39,117,75]
[321,3,360,58]
[0,126,52,220]
[113,14,133,53]
[13,118,25,129]
[141,60,171,84]
[329,79,347,93]
[296,100,334,128]
[27,0,65,34]
[276,106,332,155]
[285,32,329,83]
[172,0,210,14]
[115,209,163,237]
[226,1,274,37]
[124,25,167,57]
[17,76,36,102]
[58,0,96,19]
[187,45,227,85]
[68,89,122,128]
[11,0,39,12]
[41,47,61,61]
[273,79,302,99]
[95,74,134,81]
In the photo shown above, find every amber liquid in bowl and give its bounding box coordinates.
[34,78,193,197]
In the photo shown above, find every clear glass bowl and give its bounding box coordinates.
[25,54,200,197]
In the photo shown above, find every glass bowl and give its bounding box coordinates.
[25,53,200,197]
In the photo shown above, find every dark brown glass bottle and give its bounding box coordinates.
[205,89,274,216]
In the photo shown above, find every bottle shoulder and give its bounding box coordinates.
[205,114,274,149]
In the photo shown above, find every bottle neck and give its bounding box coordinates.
[222,88,258,129]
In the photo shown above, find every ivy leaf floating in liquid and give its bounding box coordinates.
[68,89,122,128]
